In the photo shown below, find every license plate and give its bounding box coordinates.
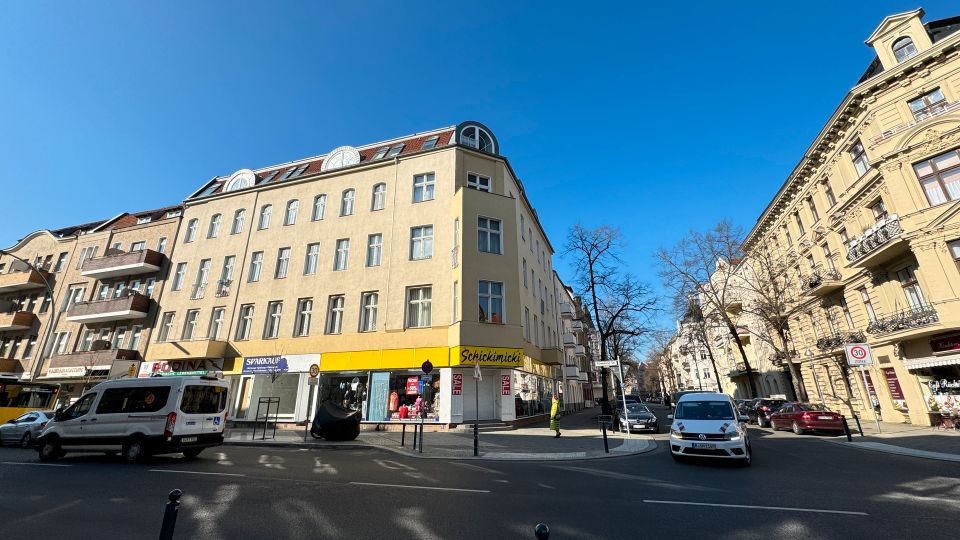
[817,416,833,420]
[181,436,198,443]
[691,442,716,449]
[633,424,644,428]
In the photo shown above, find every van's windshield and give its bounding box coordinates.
[675,400,735,420]
[180,385,228,414]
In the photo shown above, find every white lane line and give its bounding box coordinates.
[2,461,72,467]
[642,500,868,516]
[349,481,490,494]
[447,461,506,475]
[149,469,246,477]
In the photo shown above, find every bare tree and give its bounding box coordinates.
[655,220,759,398]
[566,224,657,403]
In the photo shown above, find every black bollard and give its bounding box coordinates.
[534,523,550,540]
[158,489,182,540]
[412,422,418,449]
[418,423,424,454]
[841,416,853,442]
[601,422,609,454]
[853,414,864,437]
[473,422,479,457]
[401,424,406,447]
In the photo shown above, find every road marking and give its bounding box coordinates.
[447,461,505,475]
[149,469,246,477]
[349,481,490,493]
[642,500,868,516]
[1,461,72,467]
[538,483,555,490]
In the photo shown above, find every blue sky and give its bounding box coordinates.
[2,1,956,329]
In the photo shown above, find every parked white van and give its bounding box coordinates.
[668,392,752,466]
[37,375,229,462]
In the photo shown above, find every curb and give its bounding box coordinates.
[821,437,960,463]
[222,437,658,461]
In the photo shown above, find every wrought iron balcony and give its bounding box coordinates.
[866,305,939,336]
[803,266,844,296]
[845,216,907,267]
[215,279,232,298]
[769,350,798,366]
[815,331,866,351]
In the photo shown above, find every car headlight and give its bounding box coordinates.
[725,429,742,441]
[670,429,682,438]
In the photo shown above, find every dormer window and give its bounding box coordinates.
[892,36,918,63]
[459,126,494,153]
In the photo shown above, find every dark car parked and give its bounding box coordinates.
[770,402,845,435]
[747,398,787,427]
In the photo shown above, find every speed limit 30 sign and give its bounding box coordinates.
[844,343,874,366]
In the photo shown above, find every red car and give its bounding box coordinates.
[770,402,844,435]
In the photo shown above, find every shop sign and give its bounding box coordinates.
[501,374,511,396]
[930,334,960,354]
[452,373,463,395]
[140,359,224,378]
[405,376,419,395]
[928,379,960,393]
[241,354,321,374]
[454,346,523,367]
[43,366,91,378]
[368,372,390,421]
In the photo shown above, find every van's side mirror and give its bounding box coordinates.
[667,414,674,420]
[6,419,15,424]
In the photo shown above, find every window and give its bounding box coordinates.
[459,125,494,153]
[340,189,356,216]
[478,217,502,254]
[53,252,68,272]
[821,243,836,270]
[158,312,175,342]
[39,294,51,314]
[22,335,36,359]
[129,325,142,350]
[157,237,167,254]
[290,164,308,179]
[130,241,146,252]
[372,146,390,160]
[896,267,927,309]
[182,309,200,340]
[264,301,282,338]
[467,173,491,192]
[275,247,291,279]
[137,216,151,225]
[410,226,434,260]
[371,183,387,211]
[840,228,850,248]
[166,209,182,218]
[312,194,327,221]
[185,219,198,242]
[523,259,528,287]
[207,214,221,238]
[793,212,805,234]
[80,330,94,352]
[452,281,459,322]
[892,36,918,63]
[334,239,349,271]
[180,385,227,414]
[524,308,531,341]
[913,147,960,206]
[278,166,297,182]
[406,287,432,328]
[520,216,526,241]
[366,234,382,267]
[783,225,792,246]
[236,305,254,340]
[478,280,504,324]
[60,392,95,421]
[97,386,170,414]
[908,88,946,120]
[870,199,888,222]
[258,204,272,230]
[231,209,245,234]
[806,255,816,272]
[849,140,869,177]
[326,295,345,334]
[422,136,439,150]
[859,288,877,323]
[304,243,320,275]
[533,315,539,346]
[386,143,404,158]
[208,308,225,340]
[172,262,187,291]
[193,259,211,299]
[294,298,313,337]
[284,200,299,226]
[949,239,960,272]
[806,197,819,222]
[76,245,98,269]
[413,173,435,202]
[824,183,836,207]
[839,298,854,329]
[360,292,378,332]
[248,251,263,282]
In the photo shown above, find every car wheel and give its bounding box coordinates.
[122,439,146,463]
[792,421,805,436]
[183,449,203,459]
[38,439,61,462]
[740,445,752,467]
[20,432,33,449]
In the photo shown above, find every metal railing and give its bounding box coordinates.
[190,282,207,300]
[803,266,842,289]
[215,279,231,298]
[846,216,903,263]
[866,304,939,336]
[815,331,866,351]
[871,101,960,145]
[451,246,459,268]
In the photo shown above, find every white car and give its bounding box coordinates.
[37,375,229,462]
[668,392,751,466]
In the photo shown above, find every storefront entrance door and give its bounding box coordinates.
[462,373,499,421]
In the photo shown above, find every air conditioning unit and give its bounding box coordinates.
[91,340,112,351]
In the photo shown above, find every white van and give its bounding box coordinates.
[668,392,752,466]
[37,375,229,462]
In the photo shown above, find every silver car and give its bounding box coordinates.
[1,411,55,448]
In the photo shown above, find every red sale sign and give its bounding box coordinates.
[501,374,511,396]
[452,373,463,395]
[406,376,419,395]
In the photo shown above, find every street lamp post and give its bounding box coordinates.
[0,249,61,382]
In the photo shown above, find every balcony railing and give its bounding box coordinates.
[191,282,207,300]
[846,215,903,264]
[815,331,866,351]
[0,311,37,332]
[562,332,576,347]
[48,347,139,369]
[866,304,939,336]
[769,350,798,367]
[871,100,960,145]
[65,292,151,324]
[80,249,165,279]
[803,266,842,290]
[559,303,574,319]
[570,320,584,332]
[451,246,459,268]
[574,344,586,357]
[215,279,232,298]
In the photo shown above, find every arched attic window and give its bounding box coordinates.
[892,36,918,63]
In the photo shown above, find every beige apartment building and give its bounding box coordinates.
[137,121,570,427]
[741,9,960,426]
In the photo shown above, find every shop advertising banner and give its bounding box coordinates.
[883,368,906,400]
[242,354,321,374]
[368,372,390,422]
[452,346,523,368]
[452,373,463,395]
[501,374,511,396]
[139,359,224,378]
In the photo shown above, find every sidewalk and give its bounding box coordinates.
[223,406,656,461]
[823,418,960,462]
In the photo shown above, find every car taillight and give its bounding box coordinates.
[760,406,770,411]
[801,413,811,420]
[164,411,177,438]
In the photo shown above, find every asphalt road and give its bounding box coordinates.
[0,404,957,540]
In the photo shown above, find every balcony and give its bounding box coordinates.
[0,269,48,293]
[562,332,576,347]
[870,100,960,145]
[65,292,151,324]
[560,303,574,319]
[563,365,580,378]
[577,371,588,382]
[866,304,939,337]
[725,295,743,313]
[570,320,584,332]
[574,344,586,357]
[0,311,37,332]
[146,338,230,361]
[728,362,748,378]
[815,331,866,352]
[803,266,844,297]
[0,358,24,375]
[214,279,232,298]
[769,350,798,367]
[846,216,909,268]
[48,348,139,369]
[80,249,165,279]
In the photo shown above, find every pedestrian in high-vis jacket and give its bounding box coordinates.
[550,394,561,438]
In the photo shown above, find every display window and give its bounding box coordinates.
[513,371,554,418]
[364,371,440,422]
[918,364,960,414]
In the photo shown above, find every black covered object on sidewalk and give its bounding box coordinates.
[310,400,361,441]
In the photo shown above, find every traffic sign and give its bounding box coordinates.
[307,377,319,386]
[309,364,320,378]
[594,360,617,368]
[845,343,874,366]
[421,360,433,374]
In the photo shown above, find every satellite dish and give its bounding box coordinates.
[321,146,361,172]
[224,169,256,192]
